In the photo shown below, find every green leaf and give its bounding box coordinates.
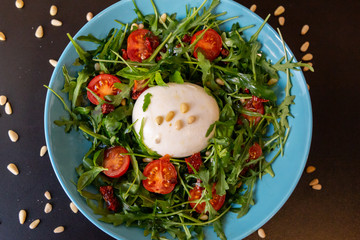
[216,168,229,196]
[77,166,106,191]
[72,69,90,109]
[154,71,167,86]
[67,33,90,64]
[77,34,103,44]
[169,70,184,84]
[106,81,134,107]
[142,93,152,112]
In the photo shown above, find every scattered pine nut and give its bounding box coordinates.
[94,63,101,71]
[187,116,196,124]
[250,4,257,12]
[0,32,6,41]
[54,226,65,233]
[165,111,175,122]
[49,59,58,67]
[274,6,285,16]
[160,13,167,24]
[302,53,313,61]
[205,151,211,156]
[40,145,47,157]
[130,23,138,31]
[215,78,225,86]
[300,41,310,52]
[180,103,189,113]
[155,116,164,125]
[29,219,40,229]
[15,0,24,9]
[278,16,285,26]
[307,83,310,90]
[8,130,19,142]
[175,120,183,130]
[199,214,208,221]
[35,26,44,39]
[0,95,7,105]
[44,203,52,213]
[44,191,51,200]
[86,12,93,22]
[7,163,19,175]
[51,19,62,27]
[306,165,316,174]
[258,228,266,238]
[142,157,153,163]
[5,102,12,115]
[19,209,27,224]
[267,78,278,85]
[138,23,144,29]
[309,178,319,186]
[69,202,78,213]
[312,184,322,190]
[301,24,310,35]
[303,62,313,72]
[50,5,57,16]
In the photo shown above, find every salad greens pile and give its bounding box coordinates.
[47,0,313,239]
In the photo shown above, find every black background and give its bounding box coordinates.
[0,0,359,239]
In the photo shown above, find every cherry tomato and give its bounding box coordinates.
[189,183,226,213]
[127,29,160,62]
[142,155,177,194]
[87,74,121,105]
[249,142,262,159]
[131,79,149,100]
[241,95,268,125]
[102,146,131,178]
[185,152,203,174]
[191,29,222,61]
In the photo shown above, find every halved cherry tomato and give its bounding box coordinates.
[189,183,226,213]
[241,95,268,125]
[87,74,121,105]
[185,152,203,174]
[249,142,262,159]
[191,29,222,61]
[102,146,131,178]
[127,29,160,62]
[142,155,177,194]
[131,79,149,100]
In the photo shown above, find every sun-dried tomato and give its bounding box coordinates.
[99,186,120,212]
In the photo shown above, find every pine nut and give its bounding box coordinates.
[278,16,285,26]
[154,137,161,144]
[70,202,78,213]
[307,83,310,90]
[40,145,47,157]
[19,209,27,224]
[302,53,313,61]
[180,103,189,113]
[54,226,64,233]
[215,78,225,86]
[309,178,319,186]
[130,23,138,31]
[120,98,126,106]
[29,219,40,229]
[258,228,266,238]
[0,95,7,105]
[175,120,183,130]
[187,116,196,124]
[51,19,62,27]
[44,191,52,200]
[8,130,19,142]
[0,32,6,41]
[160,13,167,24]
[250,4,257,12]
[50,5,57,16]
[274,6,285,16]
[301,24,310,35]
[143,157,153,163]
[15,0,24,9]
[300,41,310,52]
[199,214,208,221]
[44,203,52,213]
[165,111,175,122]
[7,163,19,175]
[155,116,164,125]
[86,12,93,22]
[267,78,278,85]
[49,59,57,67]
[205,151,210,156]
[303,62,313,72]
[138,23,144,29]
[5,102,12,115]
[312,184,322,190]
[35,25,44,39]
[306,165,316,173]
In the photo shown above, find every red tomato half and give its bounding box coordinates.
[87,74,121,105]
[189,183,226,213]
[142,155,177,194]
[249,142,262,160]
[241,96,268,125]
[102,146,131,178]
[191,29,222,61]
[127,29,160,62]
[185,152,203,174]
[131,79,149,100]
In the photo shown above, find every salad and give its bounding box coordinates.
[47,0,312,239]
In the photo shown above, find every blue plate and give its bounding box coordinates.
[44,0,312,239]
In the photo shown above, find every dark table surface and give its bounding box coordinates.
[1,0,359,239]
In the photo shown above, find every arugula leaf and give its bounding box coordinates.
[106,81,133,107]
[77,166,107,191]
[169,70,184,84]
[71,69,90,109]
[142,93,152,112]
[67,33,91,64]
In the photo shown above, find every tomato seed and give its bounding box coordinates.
[19,209,27,224]
[306,165,316,173]
[29,219,40,229]
[187,116,196,124]
[312,184,322,190]
[7,163,19,175]
[274,6,285,16]
[278,16,285,26]
[44,203,52,213]
[0,95,7,105]
[0,32,6,41]
[54,226,65,233]
[301,24,310,35]
[70,202,78,213]
[309,178,319,186]
[8,130,18,142]
[15,0,24,9]
[86,12,93,22]
[258,228,266,238]
[155,116,164,125]
[165,111,175,122]
[180,103,189,113]
[51,19,62,27]
[302,53,313,61]
[250,4,257,12]
[5,102,12,115]
[35,26,44,38]
[50,5,57,16]
[49,59,57,67]
[300,41,310,52]
[175,120,183,130]
[44,191,52,200]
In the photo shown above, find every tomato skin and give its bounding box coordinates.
[99,186,120,212]
[241,95,268,125]
[131,79,149,100]
[185,152,203,174]
[127,29,160,62]
[191,29,222,61]
[87,74,121,105]
[142,155,178,194]
[101,103,115,114]
[249,142,262,159]
[189,183,226,213]
[102,146,131,178]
